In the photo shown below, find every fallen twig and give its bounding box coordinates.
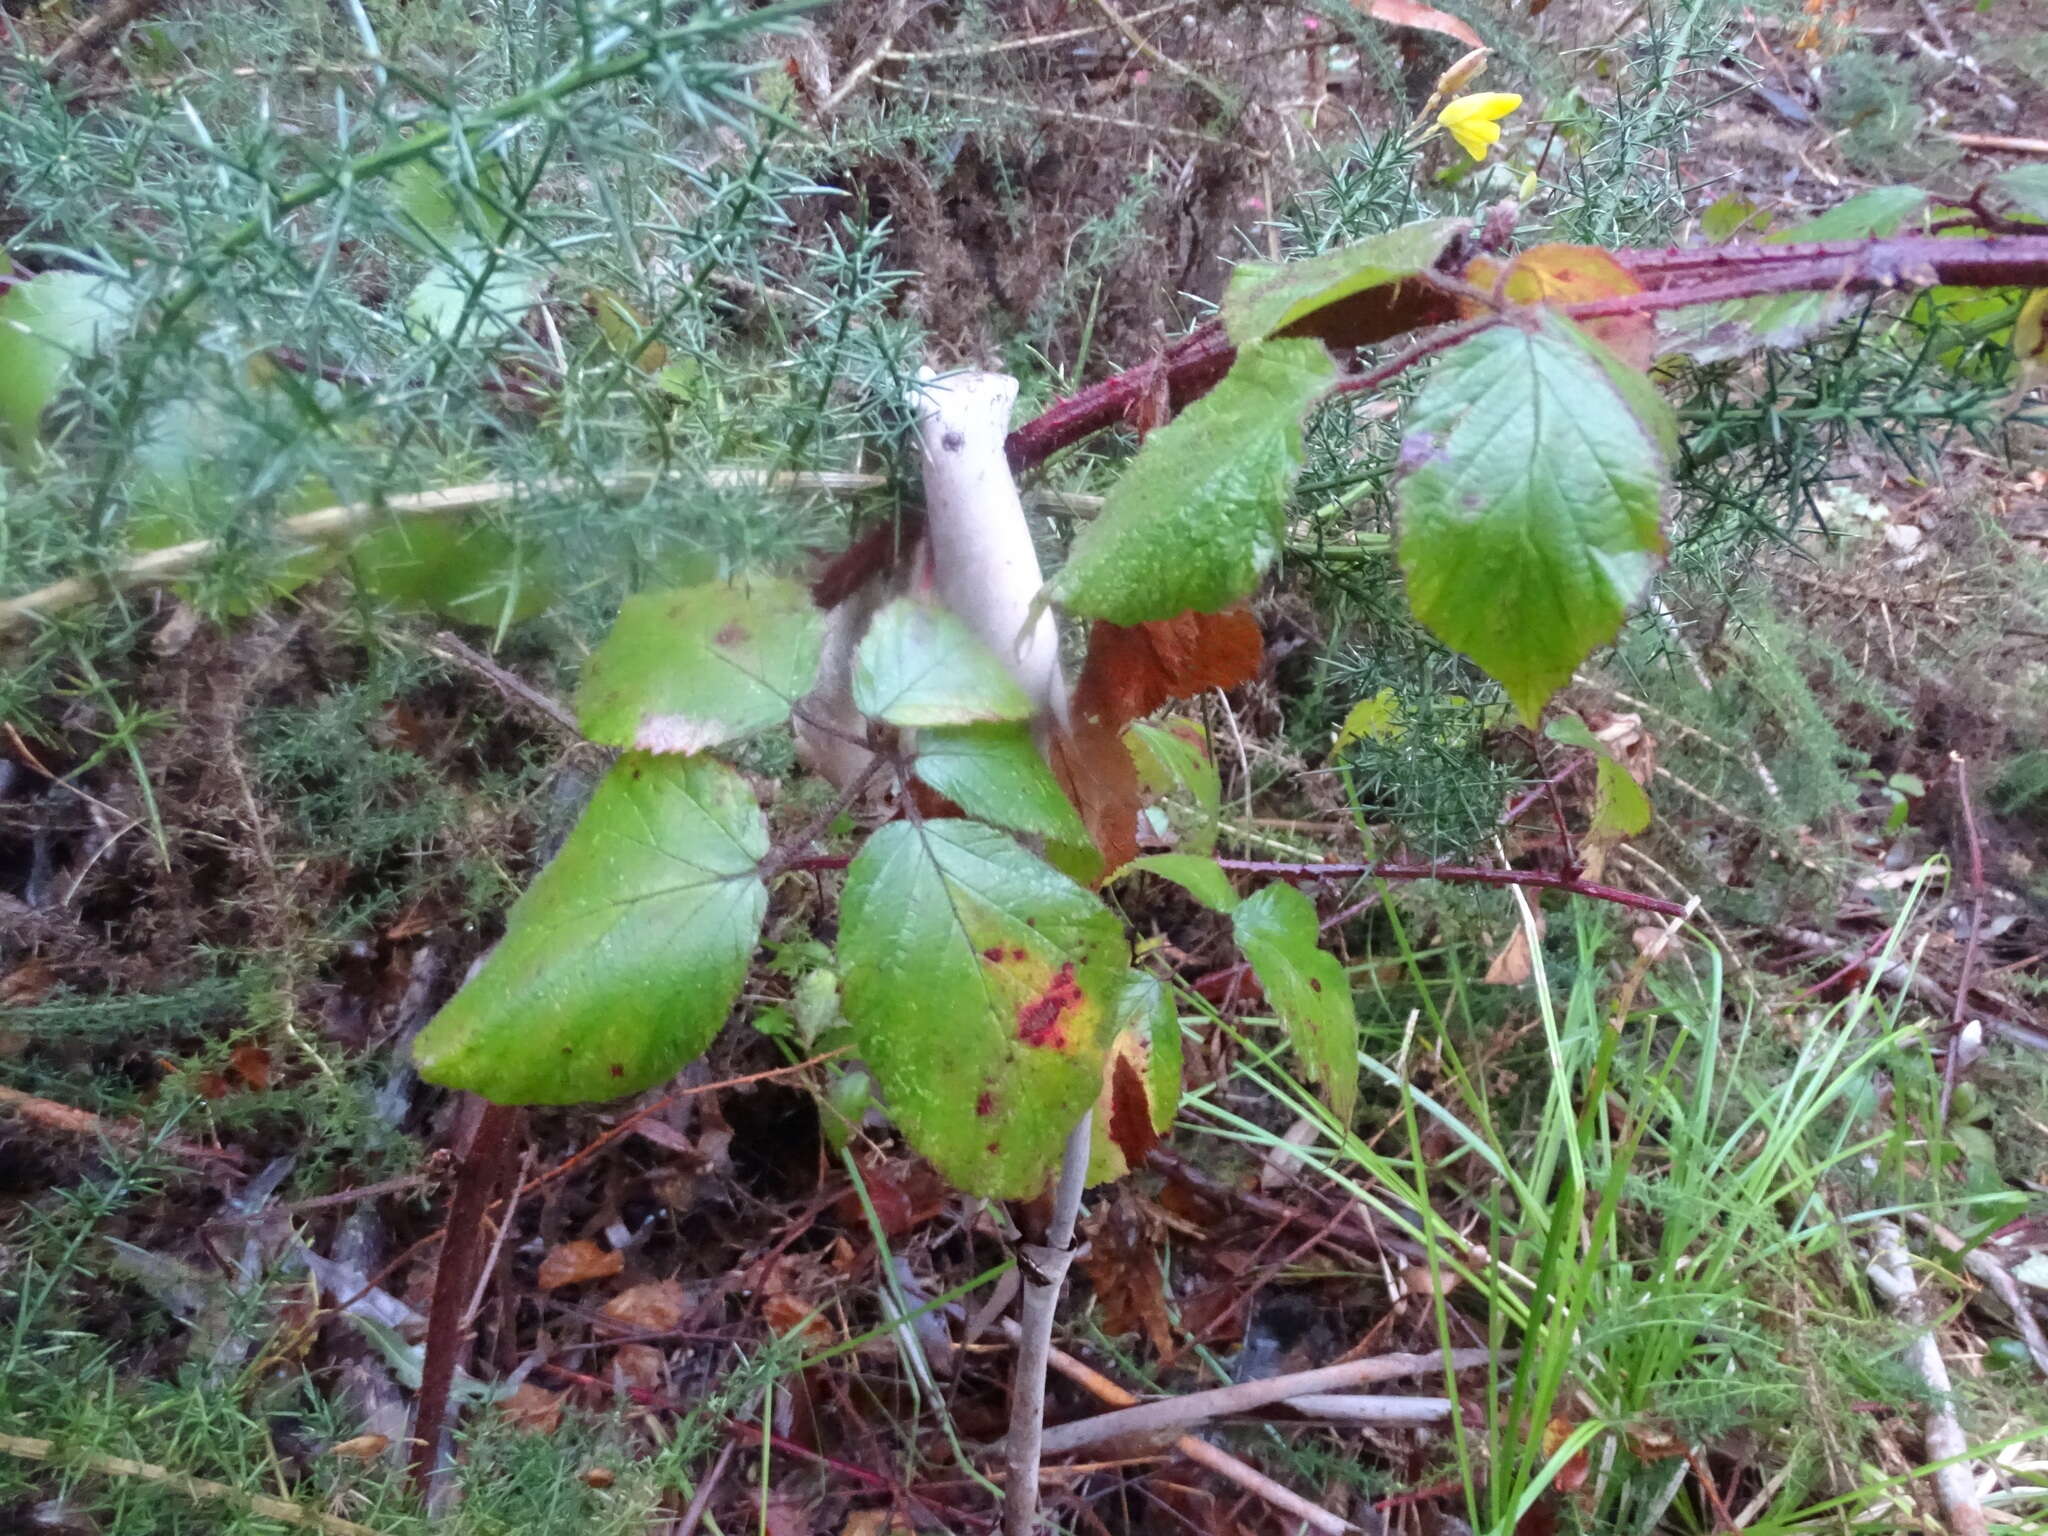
[1904,1212,2048,1378]
[999,1318,1356,1536]
[0,1084,240,1166]
[1771,926,2048,1053]
[1035,1346,1494,1455]
[0,1434,386,1536]
[425,631,581,737]
[1866,1221,1987,1536]
[0,471,883,637]
[1941,753,1988,1124]
[41,0,162,77]
[409,1098,520,1493]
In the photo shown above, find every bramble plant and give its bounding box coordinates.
[5,9,2048,1527]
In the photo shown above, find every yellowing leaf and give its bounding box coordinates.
[576,578,824,755]
[1336,688,1404,749]
[1468,244,1653,369]
[2015,290,2048,386]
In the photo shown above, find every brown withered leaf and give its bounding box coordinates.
[610,1342,668,1393]
[1081,1188,1175,1360]
[228,1044,271,1093]
[1541,1414,1592,1494]
[538,1239,625,1292]
[599,1278,688,1334]
[1358,0,1481,48]
[1049,607,1263,877]
[1106,1051,1161,1169]
[327,1434,390,1461]
[498,1382,564,1434]
[1072,610,1263,732]
[1047,712,1142,878]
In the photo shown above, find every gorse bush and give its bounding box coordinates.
[4,1,2047,1532]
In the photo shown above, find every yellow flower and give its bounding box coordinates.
[1437,92,1523,161]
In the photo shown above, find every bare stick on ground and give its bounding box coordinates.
[1866,1221,1987,1536]
[999,1318,1357,1536]
[0,1434,385,1536]
[1004,1111,1093,1536]
[1940,752,1988,1123]
[1036,1346,1495,1456]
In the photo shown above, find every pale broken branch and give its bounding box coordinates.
[0,1434,388,1536]
[998,1318,1357,1536]
[1036,1346,1495,1456]
[0,1084,240,1166]
[1866,1221,1988,1536]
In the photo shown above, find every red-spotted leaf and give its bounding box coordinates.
[839,820,1128,1197]
[412,753,767,1104]
[576,578,824,754]
[1395,311,1674,723]
[1232,884,1357,1125]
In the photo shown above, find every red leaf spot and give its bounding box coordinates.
[609,1063,624,1078]
[1017,963,1082,1049]
[1308,976,1322,993]
[714,622,748,647]
[986,1142,1001,1155]
[976,1092,996,1117]
[982,946,1005,962]
[1010,948,1027,962]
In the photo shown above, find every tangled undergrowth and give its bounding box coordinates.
[2,1,2046,1533]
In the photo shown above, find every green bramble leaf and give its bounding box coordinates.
[403,241,543,344]
[911,723,1089,844]
[839,820,1128,1198]
[1119,853,1238,913]
[1046,340,1336,625]
[852,597,1035,726]
[576,578,824,755]
[0,267,134,452]
[1128,717,1222,855]
[1990,165,2048,224]
[1544,716,1651,841]
[413,753,768,1104]
[1223,219,1467,345]
[1232,883,1357,1127]
[353,516,553,630]
[1087,968,1183,1183]
[1395,311,1673,724]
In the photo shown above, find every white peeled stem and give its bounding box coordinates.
[912,369,1067,727]
[1003,1110,1091,1536]
[1867,1221,1988,1536]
